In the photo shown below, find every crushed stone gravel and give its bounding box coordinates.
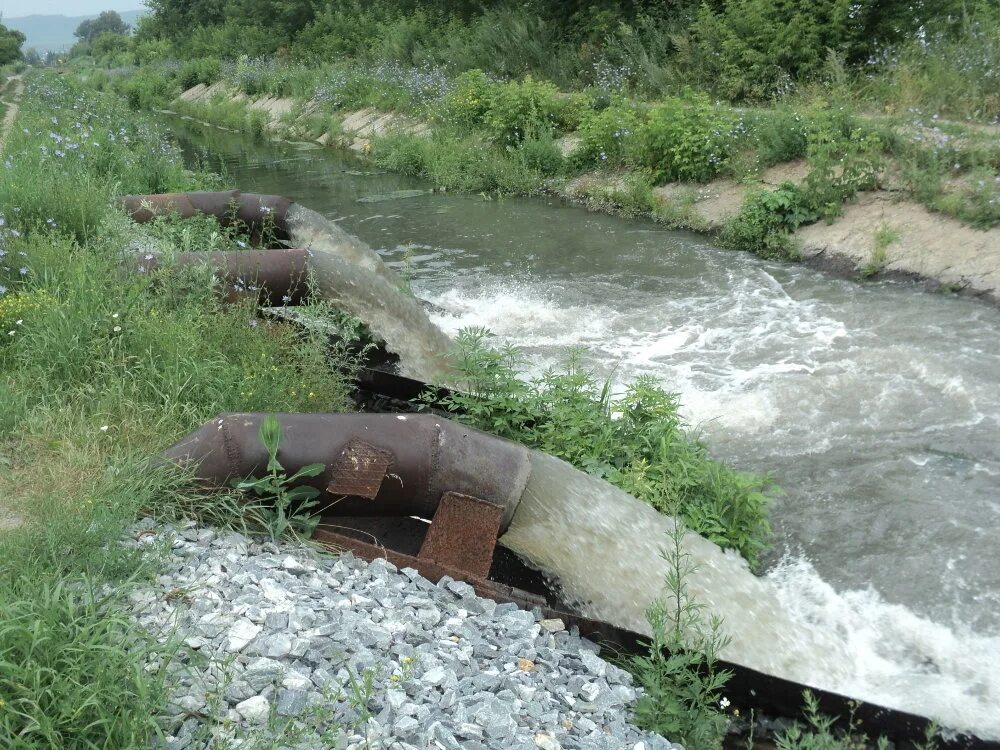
[124,519,681,750]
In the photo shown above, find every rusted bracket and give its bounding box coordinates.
[418,492,504,580]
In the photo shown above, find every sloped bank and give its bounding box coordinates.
[169,83,1000,306]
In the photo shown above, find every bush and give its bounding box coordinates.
[744,107,810,165]
[121,67,178,110]
[439,69,495,129]
[436,330,775,566]
[178,56,222,90]
[520,135,565,177]
[483,75,564,144]
[575,97,644,166]
[633,93,737,182]
[373,132,541,195]
[721,183,816,260]
[802,114,883,219]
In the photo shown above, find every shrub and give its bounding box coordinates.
[435,330,775,566]
[121,67,177,110]
[483,75,563,144]
[520,135,565,177]
[440,69,495,129]
[575,97,644,166]
[178,56,222,90]
[633,93,737,182]
[373,132,541,195]
[802,115,883,220]
[935,169,1000,229]
[721,183,816,260]
[744,108,810,165]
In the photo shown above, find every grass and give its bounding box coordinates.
[0,71,357,748]
[861,224,902,278]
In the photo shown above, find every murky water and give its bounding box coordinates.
[172,121,1000,735]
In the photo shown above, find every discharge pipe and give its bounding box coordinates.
[118,191,454,383]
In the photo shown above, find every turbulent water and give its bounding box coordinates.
[172,121,1000,737]
[504,453,1000,740]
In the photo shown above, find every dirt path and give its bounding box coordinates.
[0,74,24,155]
[0,75,23,531]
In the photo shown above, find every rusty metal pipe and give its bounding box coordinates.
[117,191,293,240]
[160,412,531,530]
[136,249,309,306]
[119,191,453,383]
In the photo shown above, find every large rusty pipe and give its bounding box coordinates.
[117,191,293,240]
[161,413,531,530]
[137,249,310,306]
[119,191,453,383]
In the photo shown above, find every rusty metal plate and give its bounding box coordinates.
[312,525,546,609]
[326,440,394,499]
[418,492,503,580]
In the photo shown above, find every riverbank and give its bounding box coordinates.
[162,78,1000,305]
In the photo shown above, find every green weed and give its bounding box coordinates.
[861,223,901,278]
[231,414,326,541]
[630,518,732,750]
[433,329,775,567]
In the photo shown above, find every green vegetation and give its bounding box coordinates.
[433,329,775,567]
[0,22,25,67]
[52,0,997,259]
[0,72,354,748]
[862,224,903,278]
[631,518,732,750]
[231,414,327,541]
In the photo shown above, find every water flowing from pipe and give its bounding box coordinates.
[502,452,1000,740]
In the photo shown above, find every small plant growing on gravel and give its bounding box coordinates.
[231,414,326,541]
[630,517,732,750]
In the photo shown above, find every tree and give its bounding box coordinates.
[0,22,26,65]
[74,11,131,43]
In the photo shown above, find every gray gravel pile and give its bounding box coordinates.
[125,520,680,750]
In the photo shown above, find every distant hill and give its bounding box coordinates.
[4,10,147,53]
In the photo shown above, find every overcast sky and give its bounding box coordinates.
[2,0,145,18]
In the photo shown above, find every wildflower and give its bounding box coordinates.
[113,326,122,333]
[18,268,28,276]
[281,294,292,303]
[0,286,6,295]
[112,313,119,319]
[100,425,109,432]
[248,319,258,328]
[144,253,155,261]
[720,697,731,709]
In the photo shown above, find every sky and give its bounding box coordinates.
[1,0,145,18]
